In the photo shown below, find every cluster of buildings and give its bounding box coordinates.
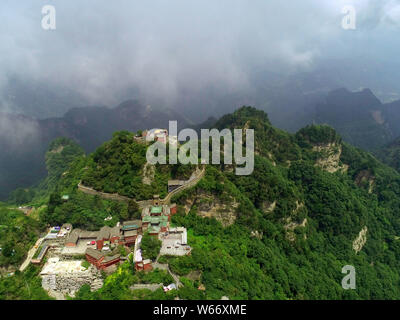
[74,198,188,271]
[31,224,72,265]
[65,223,141,250]
[31,196,189,276]
[66,222,142,270]
[141,201,176,236]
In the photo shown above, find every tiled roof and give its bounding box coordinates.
[150,206,163,214]
[97,226,111,240]
[148,225,160,233]
[85,248,104,260]
[103,254,120,263]
[122,220,142,230]
[124,230,138,237]
[110,226,120,238]
[66,229,80,244]
[143,215,168,224]
[80,230,99,239]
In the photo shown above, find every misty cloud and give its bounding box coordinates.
[0,113,40,147]
[0,0,399,118]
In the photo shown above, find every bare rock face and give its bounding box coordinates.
[196,196,239,227]
[250,230,263,240]
[313,143,347,173]
[262,200,276,213]
[283,201,307,242]
[183,191,238,227]
[355,170,375,194]
[284,218,308,242]
[142,162,155,185]
[353,226,368,253]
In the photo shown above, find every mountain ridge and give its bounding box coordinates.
[28,107,400,299]
[0,100,192,199]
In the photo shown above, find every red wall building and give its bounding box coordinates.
[135,259,153,272]
[170,204,177,215]
[86,248,121,270]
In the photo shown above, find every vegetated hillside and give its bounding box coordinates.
[8,106,400,300]
[8,137,85,205]
[81,131,197,200]
[36,131,197,229]
[0,100,192,200]
[381,100,400,139]
[166,107,400,299]
[312,88,393,151]
[0,204,44,269]
[375,137,400,173]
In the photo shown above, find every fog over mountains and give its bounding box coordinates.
[1,86,400,200]
[2,1,400,120]
[2,0,400,197]
[0,100,193,199]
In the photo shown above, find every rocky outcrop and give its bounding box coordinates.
[196,196,238,227]
[284,218,307,242]
[372,110,385,125]
[313,143,346,173]
[353,226,368,253]
[262,200,276,213]
[292,201,304,215]
[250,230,263,240]
[355,170,375,194]
[183,191,238,227]
[142,162,155,185]
[282,201,307,241]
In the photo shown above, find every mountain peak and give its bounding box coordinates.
[326,87,382,108]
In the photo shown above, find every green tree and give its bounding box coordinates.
[128,200,140,219]
[141,233,161,261]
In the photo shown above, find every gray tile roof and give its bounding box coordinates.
[97,226,111,240]
[85,248,104,260]
[103,254,121,263]
[66,229,80,244]
[124,230,138,237]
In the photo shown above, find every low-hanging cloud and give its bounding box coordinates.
[0,0,399,118]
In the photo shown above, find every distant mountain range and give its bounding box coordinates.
[376,137,400,173]
[0,100,192,199]
[2,87,400,199]
[34,106,400,299]
[266,87,400,152]
[312,88,392,151]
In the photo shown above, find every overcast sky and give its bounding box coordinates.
[1,0,400,116]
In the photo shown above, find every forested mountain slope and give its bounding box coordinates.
[5,106,400,300]
[0,100,192,200]
[376,137,400,173]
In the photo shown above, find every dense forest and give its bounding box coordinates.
[3,106,400,299]
[0,204,44,268]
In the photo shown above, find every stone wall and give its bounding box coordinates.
[41,266,103,298]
